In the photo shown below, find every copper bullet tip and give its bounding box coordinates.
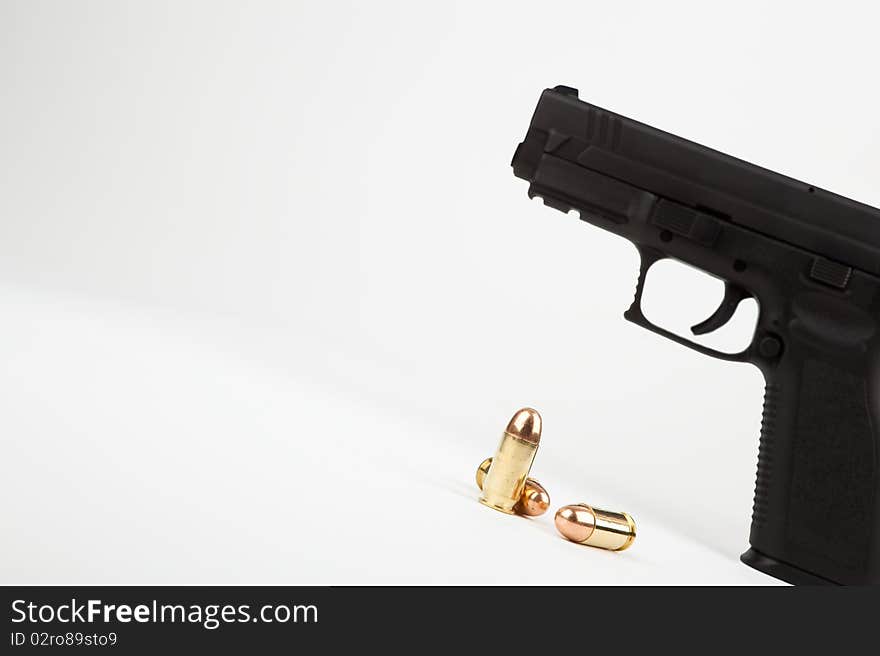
[554,504,596,543]
[504,407,542,445]
[518,482,551,516]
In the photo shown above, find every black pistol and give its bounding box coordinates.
[512,85,880,585]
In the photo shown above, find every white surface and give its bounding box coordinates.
[2,0,878,584]
[0,284,773,584]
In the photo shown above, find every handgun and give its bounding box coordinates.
[512,85,880,585]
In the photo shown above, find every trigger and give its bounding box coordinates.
[691,282,750,336]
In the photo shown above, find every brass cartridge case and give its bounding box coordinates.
[476,457,550,516]
[554,503,636,551]
[479,408,542,514]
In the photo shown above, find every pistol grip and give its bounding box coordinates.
[743,355,880,584]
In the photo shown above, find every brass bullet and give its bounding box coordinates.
[554,503,636,551]
[479,408,542,515]
[475,457,493,489]
[476,457,550,516]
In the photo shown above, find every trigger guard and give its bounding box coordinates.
[623,307,751,363]
[623,251,752,364]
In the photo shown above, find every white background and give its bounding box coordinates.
[2,1,878,584]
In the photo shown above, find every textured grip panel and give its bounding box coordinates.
[748,356,880,584]
[787,360,875,569]
[751,383,779,528]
